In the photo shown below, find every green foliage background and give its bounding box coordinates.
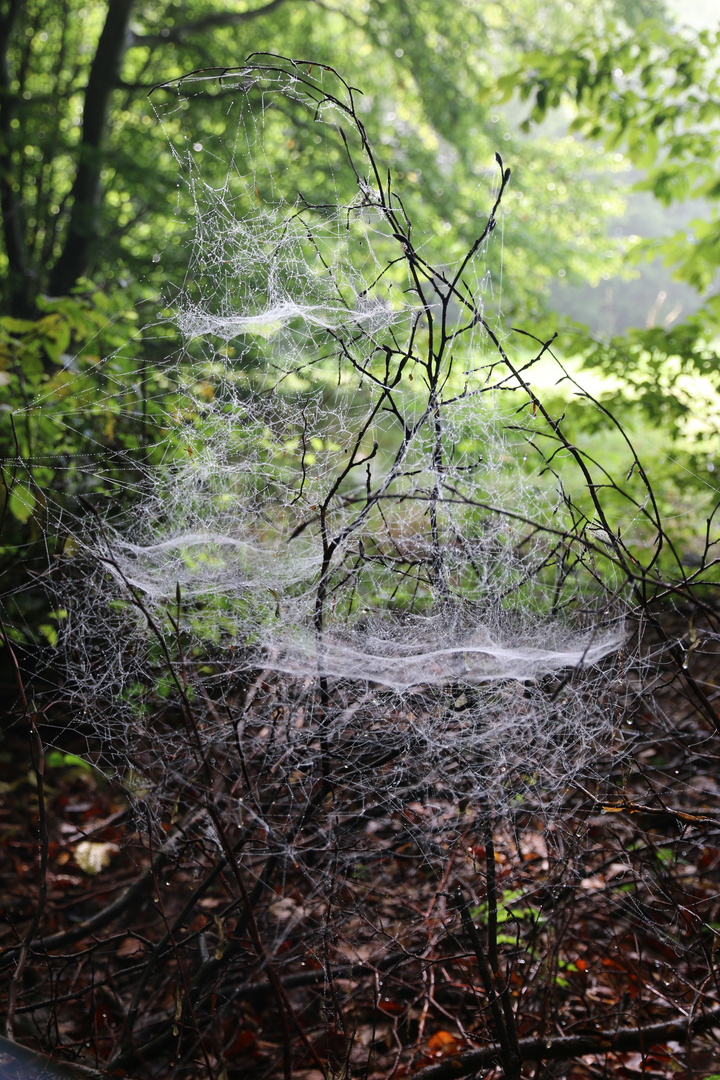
[2,0,720,642]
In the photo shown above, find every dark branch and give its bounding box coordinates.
[129,0,293,48]
[411,1007,720,1080]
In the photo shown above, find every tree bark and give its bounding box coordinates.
[0,0,30,314]
[48,0,134,297]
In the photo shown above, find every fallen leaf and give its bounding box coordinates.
[73,841,119,875]
[427,1030,462,1056]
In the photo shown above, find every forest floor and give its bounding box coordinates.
[2,626,720,1080]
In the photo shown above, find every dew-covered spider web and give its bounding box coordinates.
[47,57,646,816]
[6,60,720,1080]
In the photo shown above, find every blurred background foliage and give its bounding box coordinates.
[1,0,642,312]
[1,0,720,643]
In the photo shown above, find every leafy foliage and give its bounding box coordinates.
[0,286,185,638]
[1,0,675,640]
[0,0,643,314]
[500,14,720,444]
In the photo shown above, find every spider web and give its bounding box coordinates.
[45,57,642,815]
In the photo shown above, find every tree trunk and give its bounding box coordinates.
[48,0,134,297]
[0,0,31,315]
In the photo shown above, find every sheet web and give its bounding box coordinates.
[50,58,639,818]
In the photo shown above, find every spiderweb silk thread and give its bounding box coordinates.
[54,58,636,812]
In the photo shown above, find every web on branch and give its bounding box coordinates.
[52,57,640,815]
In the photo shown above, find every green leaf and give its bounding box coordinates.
[38,624,58,647]
[8,483,35,523]
[41,317,72,364]
[1,316,37,334]
[45,750,92,772]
